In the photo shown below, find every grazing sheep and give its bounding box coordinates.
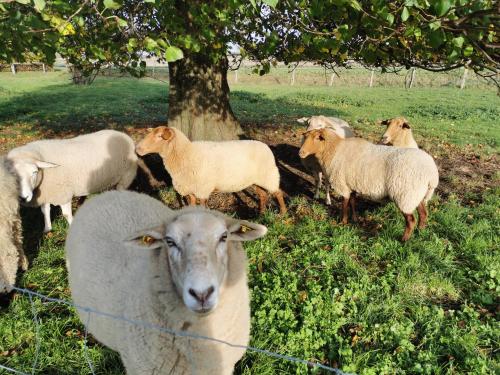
[0,157,27,293]
[136,126,287,214]
[299,129,439,241]
[66,190,267,375]
[379,117,418,148]
[297,116,354,205]
[6,130,138,232]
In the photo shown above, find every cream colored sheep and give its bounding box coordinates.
[299,129,439,241]
[379,117,418,148]
[297,116,354,205]
[0,157,27,293]
[66,190,267,375]
[6,130,138,232]
[136,126,286,214]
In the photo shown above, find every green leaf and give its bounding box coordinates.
[103,0,121,10]
[165,46,184,62]
[128,38,138,48]
[348,0,362,11]
[116,18,127,28]
[429,20,441,31]
[463,45,474,57]
[15,0,30,4]
[434,0,452,17]
[34,0,46,11]
[401,7,409,21]
[144,0,156,2]
[452,36,464,48]
[263,0,278,8]
[429,30,445,48]
[386,13,395,25]
[144,37,158,51]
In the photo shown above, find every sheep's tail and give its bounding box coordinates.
[423,173,439,204]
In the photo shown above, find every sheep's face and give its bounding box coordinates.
[7,158,58,203]
[127,210,267,315]
[380,118,411,145]
[135,126,174,156]
[299,129,326,159]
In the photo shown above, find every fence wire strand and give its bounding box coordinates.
[1,285,352,375]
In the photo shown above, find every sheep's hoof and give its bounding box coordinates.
[401,234,411,242]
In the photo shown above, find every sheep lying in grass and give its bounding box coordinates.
[6,130,138,232]
[136,126,287,214]
[66,190,267,375]
[299,128,439,241]
[379,117,418,148]
[297,116,354,205]
[0,157,27,293]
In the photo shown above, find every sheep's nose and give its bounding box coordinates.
[189,286,215,305]
[381,136,389,144]
[20,194,31,203]
[298,149,307,159]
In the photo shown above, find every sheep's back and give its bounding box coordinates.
[17,130,137,205]
[191,140,278,191]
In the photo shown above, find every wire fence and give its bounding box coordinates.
[1,285,353,375]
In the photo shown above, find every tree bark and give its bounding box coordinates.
[168,53,242,141]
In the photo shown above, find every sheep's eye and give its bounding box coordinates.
[165,237,177,248]
[141,235,156,245]
[219,232,228,243]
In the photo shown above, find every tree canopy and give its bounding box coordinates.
[1,0,498,80]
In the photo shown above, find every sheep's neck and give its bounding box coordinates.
[161,134,192,174]
[316,136,342,165]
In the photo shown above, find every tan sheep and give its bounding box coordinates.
[379,117,418,148]
[136,126,287,214]
[299,128,439,241]
[297,116,354,204]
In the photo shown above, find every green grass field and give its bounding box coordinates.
[0,72,499,374]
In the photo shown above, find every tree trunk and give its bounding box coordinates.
[168,53,242,141]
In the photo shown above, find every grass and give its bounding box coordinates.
[0,72,499,374]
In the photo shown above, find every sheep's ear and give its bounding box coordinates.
[380,119,389,126]
[226,219,267,242]
[125,224,166,250]
[402,121,411,129]
[297,117,310,124]
[34,160,59,169]
[160,127,175,141]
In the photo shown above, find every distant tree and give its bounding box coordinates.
[1,0,498,140]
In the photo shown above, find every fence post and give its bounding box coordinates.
[42,63,47,73]
[409,68,416,88]
[234,69,238,84]
[369,70,375,87]
[290,68,296,85]
[460,67,468,89]
[10,63,16,75]
[328,72,335,86]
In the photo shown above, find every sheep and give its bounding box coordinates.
[66,190,267,375]
[6,130,138,233]
[379,117,418,148]
[297,116,354,205]
[135,126,287,214]
[0,157,27,293]
[299,128,439,241]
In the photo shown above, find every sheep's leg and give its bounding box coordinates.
[273,190,287,215]
[199,198,208,207]
[341,195,350,225]
[41,203,52,233]
[402,213,416,242]
[417,201,428,229]
[255,186,269,213]
[325,182,332,206]
[313,171,321,199]
[349,193,358,222]
[187,194,197,206]
[61,201,73,226]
